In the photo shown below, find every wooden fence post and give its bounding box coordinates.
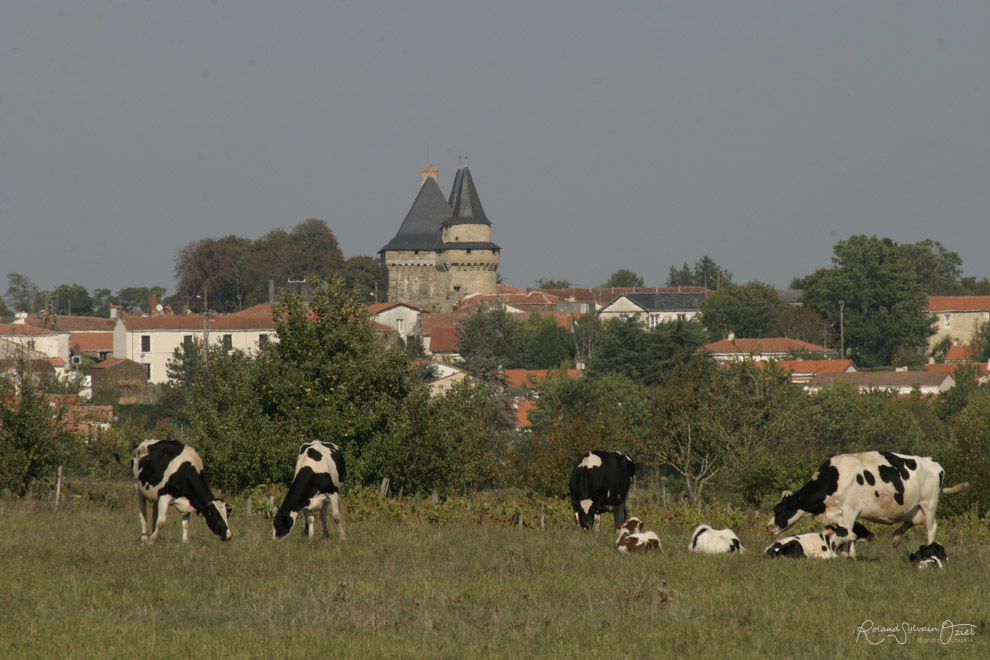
[53,466,63,511]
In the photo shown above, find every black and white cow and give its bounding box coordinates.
[131,439,231,544]
[765,527,844,559]
[767,452,969,550]
[689,524,745,554]
[568,450,636,530]
[909,542,947,569]
[273,441,346,540]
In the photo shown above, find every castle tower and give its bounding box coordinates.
[380,166,500,312]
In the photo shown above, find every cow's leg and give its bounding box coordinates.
[920,504,938,545]
[149,495,172,544]
[890,522,913,547]
[319,501,330,539]
[852,521,875,542]
[593,513,601,532]
[181,513,191,543]
[304,510,315,538]
[613,502,627,529]
[329,492,345,541]
[137,493,150,543]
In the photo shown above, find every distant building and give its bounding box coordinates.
[927,296,990,352]
[380,166,500,313]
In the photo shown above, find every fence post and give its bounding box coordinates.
[53,466,63,511]
[379,478,390,498]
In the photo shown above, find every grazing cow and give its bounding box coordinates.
[689,524,745,554]
[131,439,231,544]
[273,441,346,541]
[767,452,969,549]
[569,450,636,530]
[615,517,662,553]
[765,528,844,559]
[909,542,947,569]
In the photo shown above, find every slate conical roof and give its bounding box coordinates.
[445,165,491,226]
[380,176,452,252]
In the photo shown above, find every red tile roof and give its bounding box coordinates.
[927,296,990,312]
[429,326,459,353]
[70,332,113,352]
[503,368,583,389]
[530,286,711,306]
[421,312,470,334]
[923,363,989,377]
[0,323,54,336]
[367,301,424,314]
[770,359,856,374]
[514,400,537,428]
[945,345,976,361]
[699,338,833,355]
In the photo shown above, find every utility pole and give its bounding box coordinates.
[201,288,210,372]
[838,300,845,358]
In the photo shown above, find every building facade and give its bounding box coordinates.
[380,166,500,313]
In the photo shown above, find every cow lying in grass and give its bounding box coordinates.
[765,527,850,559]
[131,439,231,544]
[909,542,947,569]
[689,524,745,554]
[273,441,346,541]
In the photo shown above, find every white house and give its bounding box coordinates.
[598,292,707,328]
[368,301,424,345]
[806,371,956,396]
[113,309,277,384]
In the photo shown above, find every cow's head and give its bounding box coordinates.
[272,510,297,540]
[204,500,232,541]
[574,499,598,530]
[766,489,805,536]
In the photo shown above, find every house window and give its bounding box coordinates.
[397,319,405,333]
[944,314,951,328]
[259,334,269,345]
[141,335,151,352]
[223,334,233,350]
[183,335,193,351]
[677,313,687,321]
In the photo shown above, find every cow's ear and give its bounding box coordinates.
[780,490,793,499]
[198,511,204,517]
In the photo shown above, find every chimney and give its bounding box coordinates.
[109,305,119,319]
[421,167,438,186]
[149,294,158,316]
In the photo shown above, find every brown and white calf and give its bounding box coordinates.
[273,441,346,540]
[132,439,231,544]
[689,524,745,554]
[615,517,662,553]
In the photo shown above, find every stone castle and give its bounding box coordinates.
[379,166,500,312]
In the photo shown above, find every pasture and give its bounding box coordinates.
[1,486,987,658]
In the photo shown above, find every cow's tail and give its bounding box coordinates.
[942,482,970,495]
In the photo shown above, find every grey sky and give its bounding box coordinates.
[3,1,989,297]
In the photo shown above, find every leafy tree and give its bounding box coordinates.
[246,219,346,304]
[0,361,76,496]
[91,288,118,318]
[942,390,990,515]
[455,302,527,378]
[51,283,94,316]
[528,373,650,448]
[585,318,708,385]
[800,236,937,367]
[536,278,572,289]
[174,235,253,312]
[343,255,385,303]
[971,320,990,364]
[520,313,574,369]
[770,306,828,345]
[934,364,984,422]
[699,282,786,339]
[116,286,168,313]
[900,239,964,295]
[5,273,41,313]
[0,295,11,318]
[602,269,644,288]
[364,380,506,496]
[667,255,733,290]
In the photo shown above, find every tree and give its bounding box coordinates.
[115,286,168,313]
[700,282,786,339]
[455,301,527,378]
[91,288,118,318]
[667,255,733,290]
[246,220,346,304]
[586,317,708,385]
[174,235,253,312]
[5,273,41,313]
[51,283,94,316]
[536,278,572,289]
[520,313,574,369]
[0,361,76,496]
[0,295,11,319]
[800,236,937,367]
[770,306,827,345]
[602,269,644,288]
[343,255,385,303]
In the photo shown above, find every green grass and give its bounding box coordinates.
[1,493,988,659]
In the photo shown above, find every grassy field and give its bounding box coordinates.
[1,487,987,659]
